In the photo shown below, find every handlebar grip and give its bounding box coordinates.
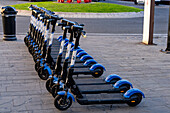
[56,23,64,26]
[81,31,86,38]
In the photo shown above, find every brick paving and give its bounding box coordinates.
[0,34,170,113]
[0,1,170,113]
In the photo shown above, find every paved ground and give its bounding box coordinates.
[0,33,170,113]
[0,0,170,113]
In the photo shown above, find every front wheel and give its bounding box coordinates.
[52,84,63,98]
[127,93,142,107]
[35,61,41,72]
[38,68,49,80]
[54,95,72,111]
[46,78,54,93]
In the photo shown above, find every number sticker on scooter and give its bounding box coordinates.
[59,40,65,55]
[65,43,72,60]
[70,50,77,67]
[45,29,49,41]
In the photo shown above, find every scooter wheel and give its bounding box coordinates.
[24,36,27,45]
[46,78,54,93]
[51,84,63,98]
[119,84,131,93]
[54,95,72,111]
[35,61,41,72]
[92,68,104,78]
[38,68,49,80]
[127,93,142,107]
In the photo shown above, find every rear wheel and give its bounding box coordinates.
[119,84,131,93]
[127,93,142,107]
[54,95,72,111]
[92,67,104,78]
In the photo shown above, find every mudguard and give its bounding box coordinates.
[105,74,122,83]
[44,65,52,75]
[76,48,84,53]
[83,59,97,66]
[80,55,93,61]
[64,41,69,47]
[65,42,74,47]
[123,88,145,98]
[57,91,75,102]
[71,46,81,52]
[59,37,68,42]
[57,36,63,41]
[58,38,62,42]
[90,64,106,71]
[113,79,133,89]
[77,51,88,58]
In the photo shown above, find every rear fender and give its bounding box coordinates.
[65,38,69,42]
[64,41,69,47]
[84,59,97,66]
[80,55,93,61]
[77,51,88,58]
[71,47,81,52]
[57,36,63,41]
[76,48,84,53]
[105,74,122,83]
[65,42,74,47]
[113,79,133,89]
[90,64,106,71]
[123,88,145,98]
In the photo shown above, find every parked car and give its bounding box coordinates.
[134,0,161,5]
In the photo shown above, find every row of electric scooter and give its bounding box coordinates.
[24,5,145,111]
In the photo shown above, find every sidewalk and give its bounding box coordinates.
[0,34,170,113]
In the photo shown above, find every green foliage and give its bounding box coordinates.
[11,2,143,13]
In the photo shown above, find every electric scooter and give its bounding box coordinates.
[54,25,145,110]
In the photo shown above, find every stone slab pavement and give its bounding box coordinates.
[0,33,170,113]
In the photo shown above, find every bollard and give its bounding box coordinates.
[1,6,18,41]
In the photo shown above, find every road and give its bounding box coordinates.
[0,0,169,35]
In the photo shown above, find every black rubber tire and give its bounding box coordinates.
[54,95,72,111]
[24,36,27,45]
[119,84,131,93]
[92,68,104,78]
[38,68,49,80]
[35,61,41,72]
[127,93,142,107]
[46,78,54,93]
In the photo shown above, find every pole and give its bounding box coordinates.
[142,0,155,45]
[165,7,170,51]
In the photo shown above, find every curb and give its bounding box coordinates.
[16,9,144,18]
